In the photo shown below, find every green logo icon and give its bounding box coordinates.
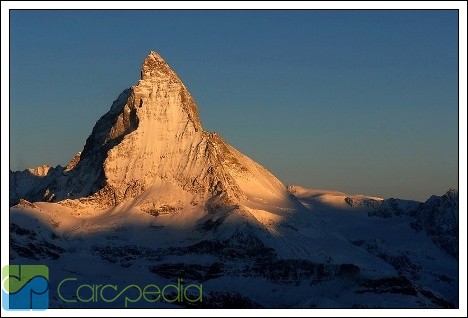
[2,265,49,310]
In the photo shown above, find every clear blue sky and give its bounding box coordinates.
[9,10,458,201]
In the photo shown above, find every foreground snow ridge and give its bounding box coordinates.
[10,51,458,309]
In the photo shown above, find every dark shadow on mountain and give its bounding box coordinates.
[10,88,139,206]
[9,168,64,206]
[9,205,458,309]
[294,189,459,260]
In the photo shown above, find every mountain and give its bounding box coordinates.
[411,189,459,258]
[10,51,298,214]
[9,52,458,309]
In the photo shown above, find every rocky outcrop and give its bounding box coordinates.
[65,152,81,172]
[411,189,458,258]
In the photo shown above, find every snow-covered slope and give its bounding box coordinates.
[288,185,383,210]
[9,52,458,309]
[10,186,458,308]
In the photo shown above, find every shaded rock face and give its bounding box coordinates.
[9,166,63,206]
[411,189,459,258]
[364,190,458,259]
[11,51,291,210]
[63,88,137,199]
[368,198,422,218]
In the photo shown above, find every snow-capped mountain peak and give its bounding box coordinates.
[11,51,295,214]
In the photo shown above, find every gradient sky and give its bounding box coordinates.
[9,10,458,201]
